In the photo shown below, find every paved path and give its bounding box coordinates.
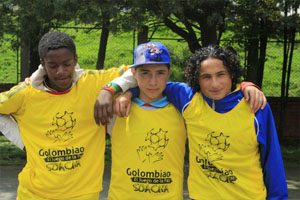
[0,163,299,200]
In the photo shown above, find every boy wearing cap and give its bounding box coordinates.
[97,42,265,200]
[102,45,286,200]
[107,42,187,200]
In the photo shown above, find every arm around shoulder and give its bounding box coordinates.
[164,82,195,113]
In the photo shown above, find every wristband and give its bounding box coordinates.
[102,82,122,94]
[240,81,260,91]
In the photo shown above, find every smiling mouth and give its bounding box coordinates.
[57,77,70,81]
[210,90,222,94]
[147,88,159,91]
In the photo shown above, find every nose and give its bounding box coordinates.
[56,65,65,75]
[149,74,158,86]
[211,76,219,88]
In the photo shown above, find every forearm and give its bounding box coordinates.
[0,114,24,150]
[106,67,137,93]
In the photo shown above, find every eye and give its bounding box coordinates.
[200,75,211,80]
[64,63,73,67]
[47,64,58,69]
[141,71,149,75]
[157,70,167,75]
[217,72,228,77]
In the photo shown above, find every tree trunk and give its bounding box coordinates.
[163,17,201,52]
[20,40,30,81]
[257,20,268,88]
[279,6,289,139]
[286,27,296,98]
[245,38,259,84]
[96,17,110,69]
[29,44,40,75]
[200,19,218,47]
[137,26,148,44]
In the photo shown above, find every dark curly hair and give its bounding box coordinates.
[38,31,77,60]
[184,45,244,92]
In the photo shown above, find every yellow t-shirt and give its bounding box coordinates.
[0,66,127,199]
[109,103,187,200]
[183,93,266,200]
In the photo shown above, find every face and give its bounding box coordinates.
[42,48,77,92]
[132,64,171,103]
[198,58,232,100]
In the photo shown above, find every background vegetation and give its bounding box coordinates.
[1,0,299,92]
[0,28,299,96]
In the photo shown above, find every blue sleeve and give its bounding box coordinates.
[164,82,195,113]
[129,87,139,98]
[256,103,288,200]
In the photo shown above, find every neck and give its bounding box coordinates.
[44,77,70,92]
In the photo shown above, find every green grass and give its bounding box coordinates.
[57,27,190,82]
[262,42,300,97]
[0,34,19,83]
[280,138,300,165]
[0,135,26,165]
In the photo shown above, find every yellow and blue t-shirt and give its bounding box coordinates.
[163,82,288,200]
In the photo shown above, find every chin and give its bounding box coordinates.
[207,94,225,100]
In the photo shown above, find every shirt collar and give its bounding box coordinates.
[133,96,169,108]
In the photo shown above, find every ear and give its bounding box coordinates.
[40,59,45,66]
[131,68,136,76]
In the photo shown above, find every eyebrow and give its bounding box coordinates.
[200,70,228,75]
[139,68,168,72]
[45,58,73,64]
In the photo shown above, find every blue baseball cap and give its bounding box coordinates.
[131,42,171,68]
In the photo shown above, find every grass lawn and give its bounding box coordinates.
[0,136,25,165]
[1,28,299,96]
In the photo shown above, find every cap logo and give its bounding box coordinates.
[132,41,170,68]
[145,44,163,62]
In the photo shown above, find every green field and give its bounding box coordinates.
[0,29,299,96]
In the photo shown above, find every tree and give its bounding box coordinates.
[227,0,283,86]
[111,0,227,52]
[279,0,299,137]
[0,1,15,41]
[73,0,130,69]
[142,0,228,52]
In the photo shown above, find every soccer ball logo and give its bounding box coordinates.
[46,111,76,143]
[145,128,169,151]
[137,128,169,163]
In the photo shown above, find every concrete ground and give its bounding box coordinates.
[0,162,299,200]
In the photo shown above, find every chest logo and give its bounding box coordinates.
[137,128,169,163]
[46,111,76,143]
[196,131,237,184]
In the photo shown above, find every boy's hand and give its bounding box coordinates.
[94,90,114,125]
[114,91,132,117]
[243,86,267,113]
